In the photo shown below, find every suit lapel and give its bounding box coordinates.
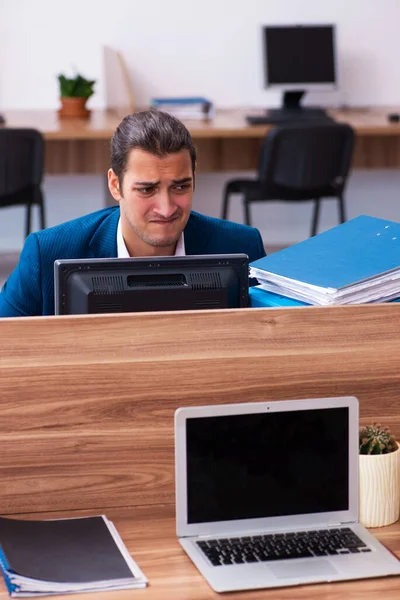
[88,208,119,258]
[184,212,212,255]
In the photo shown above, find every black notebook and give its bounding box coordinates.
[0,515,148,596]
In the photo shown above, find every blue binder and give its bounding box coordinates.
[250,215,400,290]
[249,287,307,308]
[151,97,211,105]
[249,286,400,308]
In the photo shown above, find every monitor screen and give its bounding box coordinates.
[186,406,349,524]
[54,254,249,315]
[263,25,336,89]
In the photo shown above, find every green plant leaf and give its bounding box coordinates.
[57,73,96,98]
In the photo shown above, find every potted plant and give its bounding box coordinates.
[57,74,96,118]
[359,424,400,527]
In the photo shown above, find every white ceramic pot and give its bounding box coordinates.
[359,442,400,527]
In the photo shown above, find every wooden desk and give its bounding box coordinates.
[0,305,399,598]
[0,505,395,600]
[3,107,400,174]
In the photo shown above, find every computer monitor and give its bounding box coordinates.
[54,254,249,315]
[261,24,337,118]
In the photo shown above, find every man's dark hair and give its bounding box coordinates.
[110,110,197,186]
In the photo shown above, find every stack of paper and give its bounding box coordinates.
[250,215,400,306]
[150,96,214,120]
[0,515,148,596]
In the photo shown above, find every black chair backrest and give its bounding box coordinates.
[258,122,355,192]
[0,128,44,197]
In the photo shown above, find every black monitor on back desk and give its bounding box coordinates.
[247,24,337,125]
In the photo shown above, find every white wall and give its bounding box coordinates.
[2,0,400,110]
[1,0,400,251]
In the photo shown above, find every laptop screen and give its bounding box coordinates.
[186,407,349,524]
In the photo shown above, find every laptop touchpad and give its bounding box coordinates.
[270,559,338,579]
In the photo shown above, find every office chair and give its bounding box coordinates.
[221,122,355,238]
[0,128,46,239]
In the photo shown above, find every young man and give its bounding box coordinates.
[0,111,265,317]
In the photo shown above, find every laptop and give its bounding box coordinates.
[174,397,400,592]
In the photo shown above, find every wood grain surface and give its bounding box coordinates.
[2,107,400,172]
[0,505,397,600]
[0,304,399,514]
[0,306,400,598]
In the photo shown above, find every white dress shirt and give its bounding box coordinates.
[116,218,185,257]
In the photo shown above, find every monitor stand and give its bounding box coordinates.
[265,90,328,121]
[246,90,329,125]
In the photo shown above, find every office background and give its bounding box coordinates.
[0,0,399,252]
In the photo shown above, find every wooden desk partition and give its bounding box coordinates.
[0,304,400,599]
[0,304,399,516]
[3,107,400,173]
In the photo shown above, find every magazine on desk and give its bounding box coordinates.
[0,514,148,597]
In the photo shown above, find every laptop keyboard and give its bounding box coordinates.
[196,527,371,566]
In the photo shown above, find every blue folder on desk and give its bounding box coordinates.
[250,215,400,306]
[151,97,211,105]
[248,286,400,308]
[249,287,308,307]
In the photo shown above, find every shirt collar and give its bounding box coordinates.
[117,218,186,257]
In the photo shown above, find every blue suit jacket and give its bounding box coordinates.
[0,207,265,317]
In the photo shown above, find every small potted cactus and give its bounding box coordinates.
[359,424,400,527]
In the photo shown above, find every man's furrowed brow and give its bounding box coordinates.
[134,180,160,186]
[172,177,193,184]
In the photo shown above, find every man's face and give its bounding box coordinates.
[108,148,194,256]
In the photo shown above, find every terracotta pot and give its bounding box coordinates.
[359,442,400,527]
[58,97,91,118]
